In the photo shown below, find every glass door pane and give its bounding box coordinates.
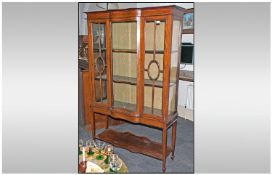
[144,20,165,116]
[112,22,137,112]
[168,20,182,115]
[92,23,107,103]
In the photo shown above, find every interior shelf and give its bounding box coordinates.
[93,48,166,54]
[93,48,177,54]
[93,48,106,51]
[113,100,162,116]
[143,106,162,116]
[95,75,175,88]
[113,75,165,88]
[96,98,107,103]
[113,101,137,112]
[112,48,164,54]
[94,74,107,80]
[97,129,172,160]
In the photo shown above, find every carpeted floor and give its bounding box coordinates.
[79,117,194,173]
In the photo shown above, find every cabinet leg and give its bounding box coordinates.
[162,159,166,173]
[171,121,177,160]
[91,111,96,139]
[162,127,167,173]
[105,115,109,129]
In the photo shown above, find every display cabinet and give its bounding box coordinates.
[86,6,184,172]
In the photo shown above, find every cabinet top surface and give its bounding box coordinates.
[85,5,185,19]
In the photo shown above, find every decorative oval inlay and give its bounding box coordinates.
[147,59,160,81]
[95,56,105,74]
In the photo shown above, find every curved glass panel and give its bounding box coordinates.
[168,20,181,114]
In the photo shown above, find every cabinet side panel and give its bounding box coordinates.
[168,20,182,115]
[82,71,92,125]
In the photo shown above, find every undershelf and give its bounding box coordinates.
[97,129,172,160]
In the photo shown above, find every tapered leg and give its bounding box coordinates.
[91,111,96,139]
[171,121,177,160]
[105,115,109,129]
[162,127,167,173]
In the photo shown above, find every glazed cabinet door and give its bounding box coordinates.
[111,19,139,115]
[88,20,112,107]
[142,16,168,118]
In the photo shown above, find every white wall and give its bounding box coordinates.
[179,32,194,111]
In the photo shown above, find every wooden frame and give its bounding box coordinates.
[85,6,184,173]
[183,8,194,34]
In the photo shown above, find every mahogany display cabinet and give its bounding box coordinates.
[85,6,184,172]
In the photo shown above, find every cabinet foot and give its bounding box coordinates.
[162,162,166,173]
[171,154,175,160]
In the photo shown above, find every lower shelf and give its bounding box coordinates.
[96,129,172,160]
